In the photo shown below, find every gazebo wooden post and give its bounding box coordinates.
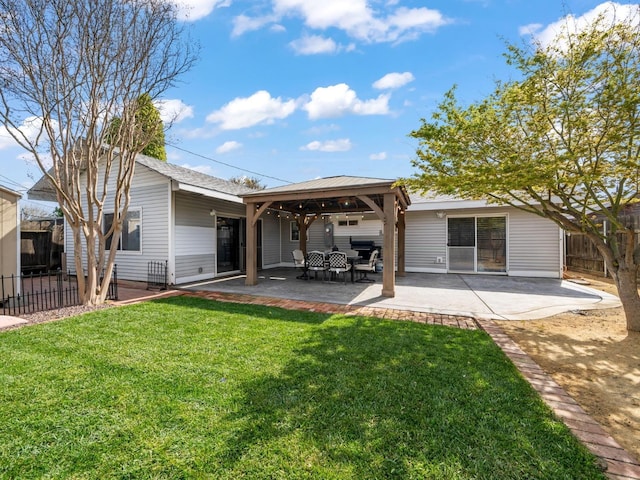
[382,192,397,297]
[297,216,307,255]
[245,202,257,286]
[397,208,406,277]
[245,201,272,286]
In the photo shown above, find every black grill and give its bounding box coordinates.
[349,239,381,261]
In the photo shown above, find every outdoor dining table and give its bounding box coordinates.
[345,254,362,283]
[326,251,361,283]
[301,251,361,283]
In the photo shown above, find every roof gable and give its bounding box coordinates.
[27,153,256,201]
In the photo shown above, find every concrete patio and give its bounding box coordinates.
[180,268,621,321]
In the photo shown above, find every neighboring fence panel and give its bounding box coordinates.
[1,266,118,316]
[566,227,640,279]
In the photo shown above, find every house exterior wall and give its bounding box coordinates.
[280,216,330,263]
[174,191,246,284]
[507,209,563,277]
[260,213,281,267]
[64,163,171,283]
[405,206,563,278]
[0,187,20,294]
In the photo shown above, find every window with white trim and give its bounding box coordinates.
[290,221,309,242]
[337,219,358,227]
[104,209,141,252]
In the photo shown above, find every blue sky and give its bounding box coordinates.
[0,0,635,211]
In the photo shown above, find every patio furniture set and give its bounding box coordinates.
[292,249,380,284]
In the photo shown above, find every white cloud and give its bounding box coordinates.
[179,163,214,175]
[301,138,352,152]
[526,2,640,49]
[238,0,450,44]
[370,151,387,160]
[176,0,231,21]
[0,126,17,150]
[289,34,338,54]
[0,116,55,150]
[155,99,194,124]
[373,71,415,90]
[206,90,297,130]
[303,83,390,119]
[215,140,243,154]
[518,23,542,36]
[232,14,277,37]
[19,151,53,170]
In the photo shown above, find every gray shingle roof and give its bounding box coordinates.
[28,153,256,201]
[136,155,255,196]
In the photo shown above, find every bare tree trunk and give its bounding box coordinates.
[611,268,640,332]
[0,0,196,307]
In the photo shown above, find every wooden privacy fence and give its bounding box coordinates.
[1,266,118,316]
[565,222,640,279]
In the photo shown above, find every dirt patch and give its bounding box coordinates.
[496,274,640,461]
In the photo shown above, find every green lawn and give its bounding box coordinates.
[0,296,605,479]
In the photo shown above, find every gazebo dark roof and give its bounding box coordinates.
[242,175,410,215]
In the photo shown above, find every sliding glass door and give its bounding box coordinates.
[447,217,476,272]
[447,216,506,273]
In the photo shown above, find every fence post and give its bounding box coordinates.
[57,269,63,307]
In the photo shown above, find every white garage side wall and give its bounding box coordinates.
[281,217,328,265]
[405,211,447,273]
[64,163,171,282]
[508,209,562,278]
[404,206,562,278]
[261,213,281,268]
[174,191,245,284]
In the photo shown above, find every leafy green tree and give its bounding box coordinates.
[405,12,640,331]
[107,93,167,161]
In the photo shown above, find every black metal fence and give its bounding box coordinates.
[1,266,118,316]
[147,260,168,290]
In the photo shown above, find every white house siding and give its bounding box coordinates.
[405,206,562,278]
[261,214,281,267]
[64,163,171,282]
[281,217,328,263]
[331,215,384,251]
[508,209,562,277]
[174,191,245,283]
[405,211,447,273]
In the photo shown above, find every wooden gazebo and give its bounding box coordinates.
[242,176,411,297]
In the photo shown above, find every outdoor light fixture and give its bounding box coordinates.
[209,209,216,216]
[436,211,446,219]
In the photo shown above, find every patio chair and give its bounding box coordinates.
[292,249,308,279]
[328,251,351,284]
[355,249,378,283]
[307,250,328,281]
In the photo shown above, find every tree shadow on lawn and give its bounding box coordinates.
[169,299,604,479]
